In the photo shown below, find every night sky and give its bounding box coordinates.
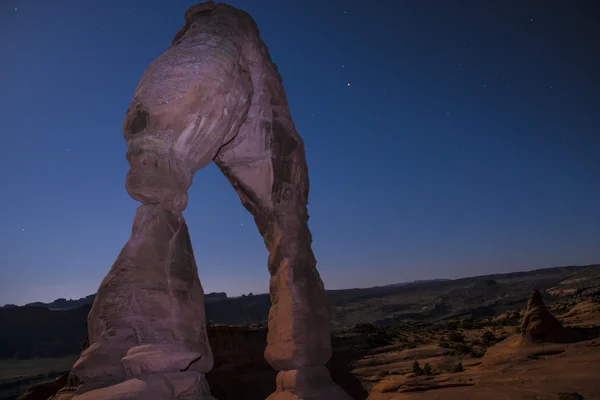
[1,1,599,306]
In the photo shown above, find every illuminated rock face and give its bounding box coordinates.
[521,289,566,343]
[65,2,351,399]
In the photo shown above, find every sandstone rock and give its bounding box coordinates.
[520,289,567,342]
[66,2,350,399]
[494,310,521,324]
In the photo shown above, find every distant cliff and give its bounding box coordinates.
[2,292,229,310]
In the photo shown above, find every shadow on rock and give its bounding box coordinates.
[327,333,370,400]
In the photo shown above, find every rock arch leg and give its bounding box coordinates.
[62,32,254,397]
[214,102,351,400]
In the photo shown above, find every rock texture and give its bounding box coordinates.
[64,2,349,399]
[520,289,566,342]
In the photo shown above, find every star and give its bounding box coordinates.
[21,228,25,232]
[347,83,351,87]
[66,148,70,152]
[14,7,17,11]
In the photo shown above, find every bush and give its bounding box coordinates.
[447,331,464,343]
[481,330,497,346]
[455,343,473,354]
[558,393,584,400]
[412,360,423,375]
[458,319,474,330]
[423,362,432,375]
[446,320,459,330]
[438,341,450,348]
[451,362,464,373]
[470,349,486,358]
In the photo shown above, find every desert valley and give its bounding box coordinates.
[2,264,599,400]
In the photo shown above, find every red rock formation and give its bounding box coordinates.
[520,289,566,342]
[62,2,350,399]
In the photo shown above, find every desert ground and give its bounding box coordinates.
[2,264,599,400]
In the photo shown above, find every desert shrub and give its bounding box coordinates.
[423,362,432,375]
[454,343,473,354]
[472,320,484,329]
[515,326,522,334]
[470,349,486,358]
[483,319,501,327]
[558,392,584,400]
[451,362,464,373]
[458,319,474,330]
[353,322,377,333]
[438,341,450,348]
[404,342,418,349]
[447,331,464,342]
[412,360,423,375]
[446,320,459,330]
[481,330,497,346]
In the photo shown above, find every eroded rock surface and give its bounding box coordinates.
[520,289,566,342]
[63,204,213,399]
[65,1,349,399]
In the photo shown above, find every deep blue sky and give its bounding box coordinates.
[1,1,599,306]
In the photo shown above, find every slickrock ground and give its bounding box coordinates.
[17,297,600,400]
[356,298,600,400]
[9,267,600,400]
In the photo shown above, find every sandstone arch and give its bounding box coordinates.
[64,2,351,399]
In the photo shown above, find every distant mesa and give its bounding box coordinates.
[205,292,228,302]
[2,292,229,310]
[384,278,451,288]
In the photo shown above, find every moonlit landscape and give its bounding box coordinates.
[0,1,599,400]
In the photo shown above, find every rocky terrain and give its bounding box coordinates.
[1,263,600,399]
